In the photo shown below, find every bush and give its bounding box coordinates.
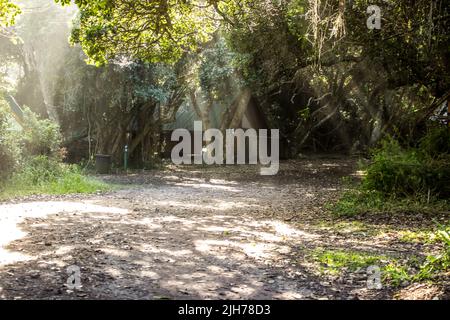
[1,155,109,199]
[0,102,64,182]
[0,99,20,180]
[333,128,450,216]
[362,133,450,199]
[21,107,62,159]
[419,126,450,158]
[13,155,65,185]
[0,101,109,199]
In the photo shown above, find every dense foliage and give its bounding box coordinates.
[0,0,20,28]
[52,1,449,157]
[0,98,20,179]
[0,96,107,197]
[364,129,450,199]
[56,0,218,64]
[0,0,448,173]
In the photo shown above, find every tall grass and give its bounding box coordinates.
[0,156,109,200]
[1,101,110,200]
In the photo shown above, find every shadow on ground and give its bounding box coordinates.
[1,159,446,300]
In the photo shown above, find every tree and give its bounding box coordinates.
[56,0,220,64]
[0,0,20,30]
[225,0,449,152]
[57,0,449,154]
[53,46,185,165]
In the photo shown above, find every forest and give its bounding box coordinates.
[0,0,449,302]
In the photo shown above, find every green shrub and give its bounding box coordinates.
[362,136,450,199]
[13,155,65,185]
[333,128,450,216]
[21,106,62,159]
[419,126,450,158]
[0,99,21,180]
[0,102,64,182]
[0,101,109,199]
[1,155,110,199]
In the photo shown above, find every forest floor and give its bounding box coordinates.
[0,158,448,300]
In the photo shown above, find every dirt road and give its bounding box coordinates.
[0,159,447,300]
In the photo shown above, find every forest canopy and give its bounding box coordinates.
[1,0,449,160]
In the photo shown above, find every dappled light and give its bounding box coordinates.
[0,161,360,299]
[0,0,448,303]
[1,161,445,300]
[0,202,130,266]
